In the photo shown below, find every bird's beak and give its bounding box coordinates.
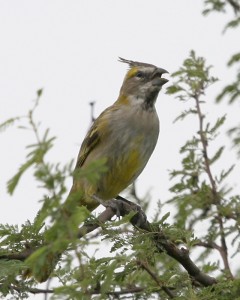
[157,67,169,75]
[152,68,169,87]
[153,77,169,86]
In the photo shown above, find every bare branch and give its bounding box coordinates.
[0,197,217,288]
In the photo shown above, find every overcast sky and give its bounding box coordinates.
[0,2,239,293]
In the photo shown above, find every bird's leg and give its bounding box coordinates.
[92,195,123,217]
[116,195,148,227]
[92,195,148,228]
[116,195,140,206]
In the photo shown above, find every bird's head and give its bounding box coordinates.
[117,57,168,110]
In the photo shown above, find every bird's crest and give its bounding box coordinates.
[118,57,156,69]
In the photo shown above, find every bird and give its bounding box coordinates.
[31,57,168,282]
[68,57,168,212]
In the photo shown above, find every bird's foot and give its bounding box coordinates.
[116,195,147,227]
[92,195,148,228]
[92,195,123,217]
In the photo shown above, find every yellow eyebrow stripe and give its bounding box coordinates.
[126,67,139,79]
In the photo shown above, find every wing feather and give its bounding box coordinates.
[76,125,100,168]
[75,105,120,169]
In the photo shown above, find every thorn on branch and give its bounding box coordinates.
[89,101,96,123]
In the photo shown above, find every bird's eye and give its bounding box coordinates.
[136,71,144,79]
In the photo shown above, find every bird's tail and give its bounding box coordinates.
[25,189,93,282]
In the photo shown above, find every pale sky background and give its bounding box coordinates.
[0,0,239,298]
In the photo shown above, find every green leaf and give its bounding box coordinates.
[159,212,170,223]
[166,84,184,95]
[228,52,240,67]
[7,158,35,195]
[174,109,197,123]
[37,88,43,97]
[0,259,25,280]
[224,16,240,32]
[209,146,224,164]
[216,164,235,185]
[207,115,226,135]
[0,117,20,132]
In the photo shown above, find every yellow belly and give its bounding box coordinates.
[98,148,141,200]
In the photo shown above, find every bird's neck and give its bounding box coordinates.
[114,93,130,105]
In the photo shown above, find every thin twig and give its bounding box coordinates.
[137,259,175,298]
[195,240,221,251]
[227,0,240,14]
[194,93,234,279]
[4,284,145,297]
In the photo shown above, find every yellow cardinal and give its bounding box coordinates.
[33,58,168,282]
[70,57,168,211]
